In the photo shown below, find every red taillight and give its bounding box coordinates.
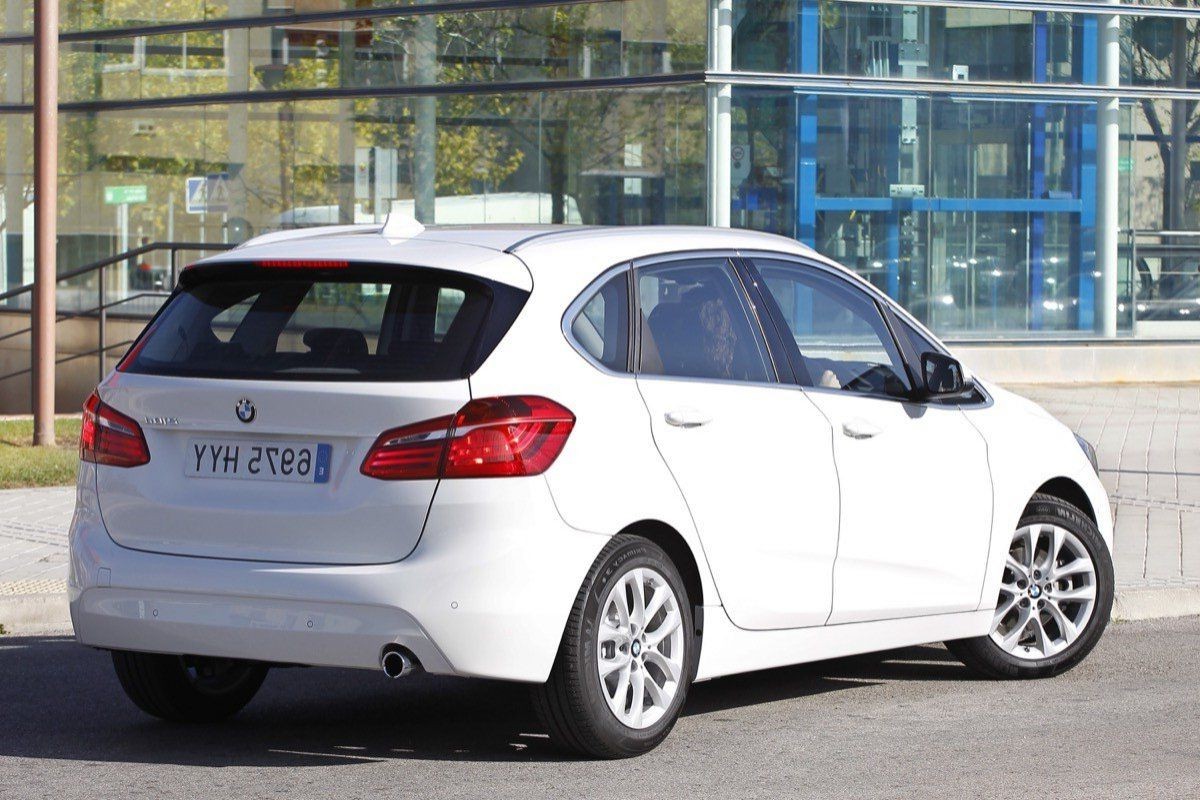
[360,396,575,480]
[444,396,575,478]
[359,414,454,480]
[255,259,349,270]
[80,392,151,468]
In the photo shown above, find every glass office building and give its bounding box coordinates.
[2,0,1200,340]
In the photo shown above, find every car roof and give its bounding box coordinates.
[202,223,827,291]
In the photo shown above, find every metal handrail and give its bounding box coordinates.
[0,289,175,344]
[0,241,233,304]
[0,241,234,384]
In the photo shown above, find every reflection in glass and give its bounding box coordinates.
[54,1,704,104]
[732,0,1087,84]
[731,86,1121,337]
[26,84,703,310]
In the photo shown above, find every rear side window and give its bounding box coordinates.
[569,272,630,372]
[123,267,525,381]
[637,258,772,383]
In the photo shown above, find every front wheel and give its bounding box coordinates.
[947,493,1114,679]
[112,651,268,722]
[533,535,694,758]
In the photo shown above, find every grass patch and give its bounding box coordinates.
[0,417,82,489]
[0,623,6,636]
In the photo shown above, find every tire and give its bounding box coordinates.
[947,493,1114,679]
[532,534,695,758]
[111,650,268,722]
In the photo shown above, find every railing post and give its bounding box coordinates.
[1130,232,1139,336]
[97,263,106,381]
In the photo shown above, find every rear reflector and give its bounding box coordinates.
[361,396,575,480]
[80,392,151,468]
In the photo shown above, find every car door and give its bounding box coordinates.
[633,253,840,630]
[746,255,994,625]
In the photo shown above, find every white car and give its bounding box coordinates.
[69,220,1114,758]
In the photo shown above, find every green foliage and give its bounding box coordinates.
[0,418,83,489]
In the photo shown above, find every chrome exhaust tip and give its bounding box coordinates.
[381,645,416,679]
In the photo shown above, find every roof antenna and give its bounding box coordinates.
[381,207,426,240]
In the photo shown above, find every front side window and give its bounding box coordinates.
[753,258,911,398]
[123,268,514,382]
[570,272,630,372]
[636,258,772,383]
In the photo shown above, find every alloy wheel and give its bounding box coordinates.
[990,523,1098,660]
[596,567,686,729]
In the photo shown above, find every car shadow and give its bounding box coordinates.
[0,636,971,765]
[685,643,969,717]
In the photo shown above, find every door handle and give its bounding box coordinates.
[842,418,883,440]
[665,409,712,429]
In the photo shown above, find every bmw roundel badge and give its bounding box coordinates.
[235,398,256,424]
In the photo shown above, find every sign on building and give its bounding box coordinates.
[104,185,148,205]
[185,173,230,214]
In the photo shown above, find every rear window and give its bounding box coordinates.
[122,266,525,381]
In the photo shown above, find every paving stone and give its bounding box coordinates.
[1182,512,1200,583]
[1144,508,1183,583]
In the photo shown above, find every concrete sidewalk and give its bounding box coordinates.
[0,486,74,633]
[1011,383,1200,619]
[2,383,1198,633]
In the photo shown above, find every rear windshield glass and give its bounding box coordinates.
[123,267,518,381]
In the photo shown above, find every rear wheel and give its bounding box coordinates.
[533,535,694,758]
[111,651,268,722]
[947,493,1114,679]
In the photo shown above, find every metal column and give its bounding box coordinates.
[708,0,733,227]
[1095,0,1121,337]
[32,0,58,443]
[794,0,819,246]
[1030,13,1049,331]
[412,2,437,224]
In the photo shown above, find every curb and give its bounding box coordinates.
[4,587,1200,638]
[0,593,70,636]
[1112,585,1200,622]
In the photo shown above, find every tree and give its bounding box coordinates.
[493,3,705,224]
[1126,9,1198,230]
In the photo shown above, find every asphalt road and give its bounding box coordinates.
[1,617,1197,800]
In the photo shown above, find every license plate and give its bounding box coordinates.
[185,439,332,484]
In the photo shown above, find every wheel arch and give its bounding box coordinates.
[619,519,707,682]
[1033,477,1097,525]
[619,519,705,610]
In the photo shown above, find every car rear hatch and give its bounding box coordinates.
[93,251,529,565]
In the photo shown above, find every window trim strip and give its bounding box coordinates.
[0,71,705,116]
[835,0,1200,20]
[708,70,1200,103]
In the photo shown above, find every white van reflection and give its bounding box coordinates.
[273,192,583,227]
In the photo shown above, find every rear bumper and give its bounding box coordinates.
[69,468,608,683]
[72,585,451,673]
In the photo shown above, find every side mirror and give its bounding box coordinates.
[920,351,972,397]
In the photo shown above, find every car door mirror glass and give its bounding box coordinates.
[920,351,970,397]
